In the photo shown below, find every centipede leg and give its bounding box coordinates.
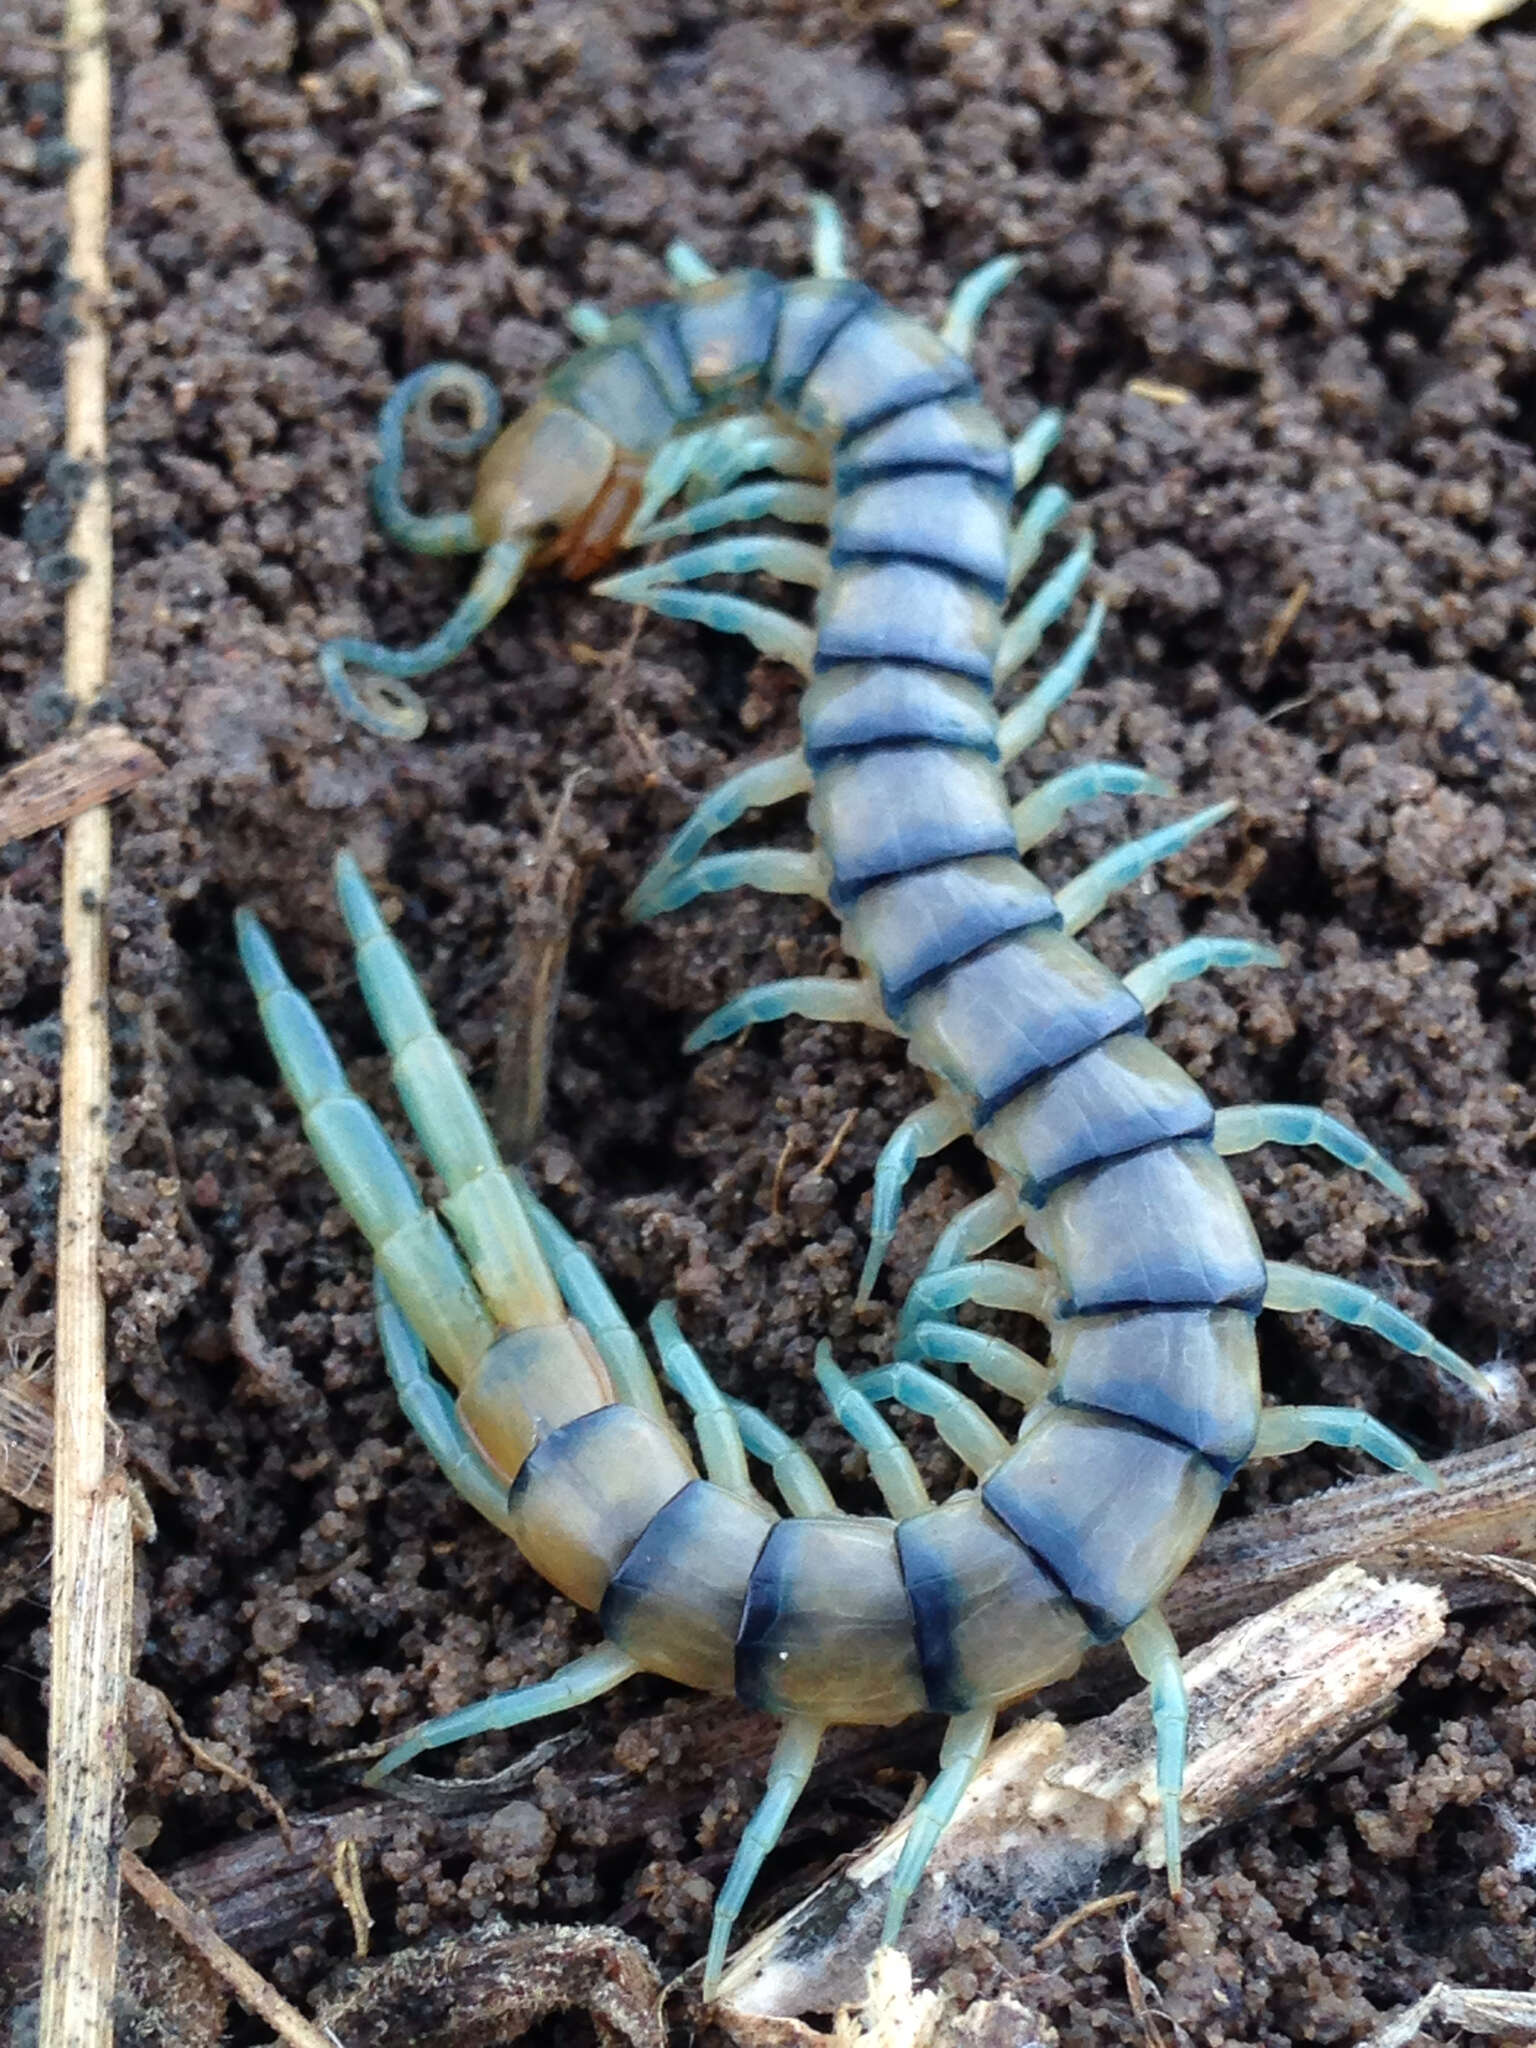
[629,415,817,533]
[1005,482,1073,588]
[666,238,718,287]
[631,478,833,544]
[813,1343,929,1518]
[1010,411,1065,491]
[915,1187,1027,1287]
[806,193,851,279]
[1263,1262,1493,1398]
[729,1399,841,1516]
[1012,761,1172,852]
[684,974,889,1054]
[996,601,1106,762]
[704,1715,825,2000]
[1123,1606,1188,1894]
[851,1363,1010,1477]
[1055,800,1238,935]
[899,1256,1052,1340]
[1213,1104,1412,1203]
[897,1323,1049,1407]
[373,1272,519,1536]
[518,1189,669,1424]
[365,1641,640,1784]
[858,1094,970,1306]
[629,749,813,921]
[882,1706,994,1944]
[649,1301,761,1504]
[1125,937,1283,1015]
[995,533,1095,686]
[941,255,1022,357]
[1251,1403,1440,1488]
[633,849,829,919]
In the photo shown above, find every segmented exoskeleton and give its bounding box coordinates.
[239,858,1483,1999]
[299,204,1492,1987]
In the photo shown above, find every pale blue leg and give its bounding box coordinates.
[1056,800,1237,935]
[374,1272,519,1536]
[1125,937,1283,1014]
[633,850,829,920]
[597,534,829,596]
[1123,1608,1187,1895]
[807,193,849,279]
[914,1188,1027,1291]
[649,1301,758,1503]
[1012,761,1172,852]
[1010,412,1064,491]
[813,1342,928,1519]
[1263,1261,1494,1398]
[365,1641,639,1783]
[730,1400,840,1516]
[321,536,536,740]
[704,1715,825,2000]
[1252,1403,1440,1489]
[899,1257,1053,1340]
[1007,483,1073,589]
[235,907,495,1386]
[996,602,1106,763]
[882,1708,994,1945]
[630,479,832,545]
[852,1364,1009,1477]
[666,239,717,287]
[857,1095,969,1307]
[368,363,501,557]
[518,1186,669,1426]
[565,303,611,343]
[1213,1104,1412,1204]
[590,583,817,678]
[898,1322,1050,1407]
[996,534,1096,687]
[335,854,566,1336]
[940,255,1022,357]
[684,976,887,1055]
[629,749,813,922]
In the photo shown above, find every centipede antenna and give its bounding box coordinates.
[368,362,502,558]
[320,536,537,739]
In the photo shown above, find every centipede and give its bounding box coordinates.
[261,202,1493,1995]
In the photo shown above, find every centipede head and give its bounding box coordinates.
[470,399,644,582]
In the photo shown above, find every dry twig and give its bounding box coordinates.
[42,3,137,2042]
[0,723,160,844]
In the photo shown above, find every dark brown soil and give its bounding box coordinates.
[4,0,1536,2040]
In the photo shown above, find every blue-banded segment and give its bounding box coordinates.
[1048,1308,1263,1478]
[904,925,1146,1126]
[795,304,979,440]
[545,343,681,452]
[505,1403,696,1612]
[982,1406,1225,1641]
[735,1516,926,1724]
[600,1478,776,1694]
[674,271,785,396]
[845,855,1061,1013]
[814,561,1002,679]
[897,1493,1092,1714]
[766,277,877,408]
[830,471,1011,599]
[979,1032,1216,1207]
[809,746,1018,908]
[599,304,705,422]
[800,663,999,765]
[1031,1139,1268,1317]
[835,395,1014,491]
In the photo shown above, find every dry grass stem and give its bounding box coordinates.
[716,1565,1447,2018]
[0,1361,54,1511]
[42,0,133,2040]
[1361,1982,1536,2046]
[0,724,159,844]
